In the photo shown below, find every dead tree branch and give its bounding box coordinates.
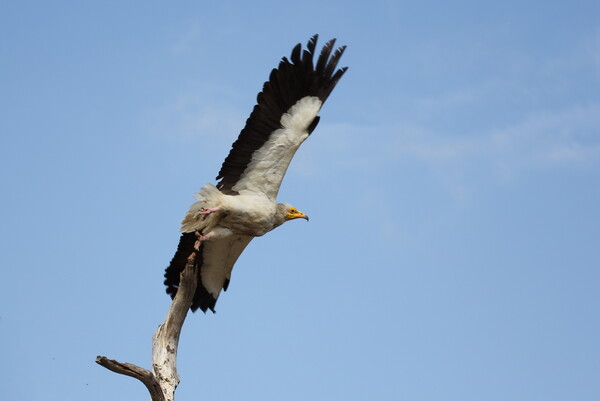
[96,253,198,401]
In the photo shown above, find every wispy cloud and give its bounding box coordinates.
[299,102,600,202]
[488,104,600,167]
[331,103,600,168]
[394,103,600,168]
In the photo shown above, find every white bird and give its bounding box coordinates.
[164,35,347,312]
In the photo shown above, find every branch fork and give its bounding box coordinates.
[96,253,198,401]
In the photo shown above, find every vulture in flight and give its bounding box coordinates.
[164,35,347,312]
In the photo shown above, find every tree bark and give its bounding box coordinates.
[96,252,198,401]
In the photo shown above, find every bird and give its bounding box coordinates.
[163,35,347,313]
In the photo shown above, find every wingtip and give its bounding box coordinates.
[307,34,319,53]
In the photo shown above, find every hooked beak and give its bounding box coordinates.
[295,212,309,222]
[287,210,309,222]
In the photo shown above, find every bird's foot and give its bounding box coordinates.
[194,231,213,250]
[200,206,221,217]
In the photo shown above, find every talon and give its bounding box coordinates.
[194,231,203,250]
[193,231,212,250]
[199,206,221,216]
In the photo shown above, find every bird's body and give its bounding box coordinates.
[181,184,284,238]
[164,35,347,312]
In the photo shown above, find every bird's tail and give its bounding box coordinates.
[179,184,222,233]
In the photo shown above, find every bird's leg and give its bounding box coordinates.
[194,231,213,250]
[199,206,221,217]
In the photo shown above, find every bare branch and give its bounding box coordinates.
[96,252,198,401]
[95,356,165,401]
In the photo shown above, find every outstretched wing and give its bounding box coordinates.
[216,34,347,200]
[164,233,253,312]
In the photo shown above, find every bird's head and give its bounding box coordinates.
[285,206,309,222]
[276,203,309,226]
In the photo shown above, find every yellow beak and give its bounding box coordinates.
[287,210,309,221]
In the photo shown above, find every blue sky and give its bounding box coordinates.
[1,1,599,400]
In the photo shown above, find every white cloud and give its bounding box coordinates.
[382,103,600,172]
[487,103,600,168]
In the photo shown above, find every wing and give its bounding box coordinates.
[216,34,347,200]
[164,233,253,312]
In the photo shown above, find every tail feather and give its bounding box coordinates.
[180,184,223,233]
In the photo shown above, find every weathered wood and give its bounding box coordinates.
[152,253,198,400]
[95,356,165,401]
[96,253,198,401]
